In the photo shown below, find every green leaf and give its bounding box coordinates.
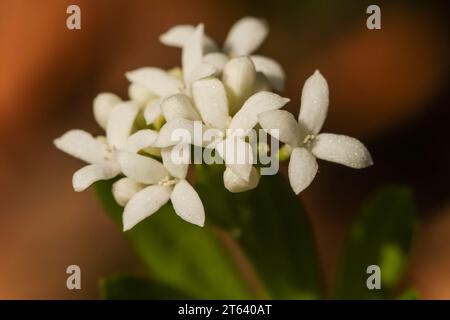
[95,180,253,299]
[334,186,418,299]
[396,288,419,300]
[196,165,322,299]
[100,275,191,299]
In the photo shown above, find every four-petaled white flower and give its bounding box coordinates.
[159,16,285,92]
[54,99,143,191]
[258,70,373,195]
[113,135,205,230]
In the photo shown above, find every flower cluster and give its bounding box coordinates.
[55,17,373,231]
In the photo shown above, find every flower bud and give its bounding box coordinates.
[93,93,122,130]
[112,177,144,207]
[222,57,256,114]
[223,166,260,193]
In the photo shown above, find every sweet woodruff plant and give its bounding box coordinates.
[54,17,372,232]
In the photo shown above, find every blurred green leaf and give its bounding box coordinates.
[95,180,253,299]
[334,186,418,299]
[100,275,191,300]
[396,288,419,300]
[196,165,322,299]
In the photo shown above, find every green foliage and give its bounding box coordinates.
[96,176,418,300]
[396,288,419,300]
[95,180,252,299]
[96,164,322,299]
[196,165,322,299]
[100,275,191,300]
[333,186,418,299]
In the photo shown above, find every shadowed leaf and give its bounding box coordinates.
[100,275,192,299]
[95,179,253,299]
[196,165,322,299]
[334,186,418,299]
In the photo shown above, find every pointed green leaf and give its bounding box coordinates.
[334,186,418,299]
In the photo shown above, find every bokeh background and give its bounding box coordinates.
[0,0,448,299]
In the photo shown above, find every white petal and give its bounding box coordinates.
[72,163,119,192]
[191,77,229,130]
[171,180,205,227]
[106,101,139,149]
[310,133,373,169]
[161,93,201,121]
[154,118,205,148]
[223,166,260,193]
[123,185,172,231]
[203,52,229,73]
[288,147,318,194]
[125,129,159,153]
[215,137,253,181]
[159,24,217,52]
[258,110,303,146]
[182,24,203,84]
[222,56,256,114]
[112,177,144,207]
[250,55,285,91]
[223,16,269,56]
[117,151,169,184]
[143,99,162,124]
[298,70,329,134]
[159,24,195,47]
[54,130,111,164]
[161,146,189,179]
[125,67,182,97]
[188,63,217,85]
[228,91,290,134]
[128,83,153,105]
[93,93,122,130]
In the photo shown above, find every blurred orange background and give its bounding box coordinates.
[0,0,448,299]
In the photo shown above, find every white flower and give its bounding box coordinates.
[258,70,373,194]
[154,72,289,189]
[54,101,158,191]
[55,17,376,231]
[160,16,285,91]
[191,73,288,185]
[157,55,265,127]
[54,130,119,192]
[125,25,216,126]
[115,139,205,230]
